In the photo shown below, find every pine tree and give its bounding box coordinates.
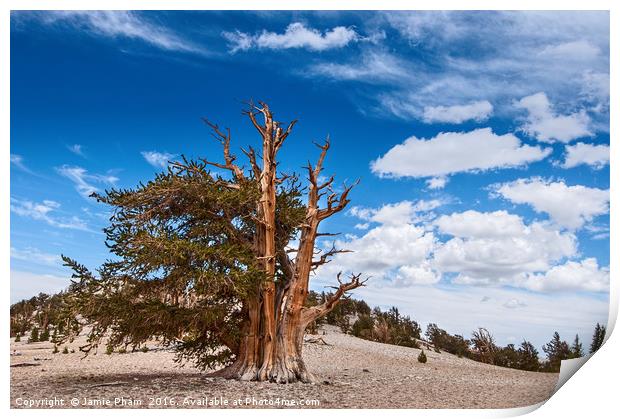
[569,334,584,358]
[589,323,607,353]
[517,340,540,371]
[59,102,365,383]
[542,332,571,372]
[28,327,39,343]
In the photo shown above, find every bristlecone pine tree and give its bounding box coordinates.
[61,102,367,383]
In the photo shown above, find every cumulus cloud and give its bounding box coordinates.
[319,223,437,284]
[371,127,550,179]
[318,198,607,296]
[317,201,441,285]
[141,151,177,169]
[516,92,592,142]
[56,165,118,198]
[223,22,360,53]
[522,258,609,293]
[492,178,609,230]
[560,142,609,169]
[30,11,204,54]
[350,199,442,226]
[422,100,493,124]
[434,210,577,285]
[426,176,448,190]
[10,198,88,230]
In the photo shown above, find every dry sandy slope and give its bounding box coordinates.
[10,326,558,409]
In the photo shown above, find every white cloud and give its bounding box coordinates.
[224,22,360,53]
[371,127,551,179]
[10,154,32,173]
[307,12,608,126]
[538,40,601,63]
[10,198,89,231]
[307,51,408,82]
[426,176,448,189]
[36,11,203,54]
[503,298,528,309]
[11,247,61,266]
[56,165,118,198]
[317,200,441,285]
[434,210,577,285]
[350,199,442,226]
[422,100,493,124]
[319,223,437,283]
[67,144,85,157]
[141,151,177,169]
[522,258,609,293]
[516,92,592,143]
[560,142,609,169]
[394,262,440,286]
[492,178,609,230]
[11,270,71,303]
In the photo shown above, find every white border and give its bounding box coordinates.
[2,1,617,418]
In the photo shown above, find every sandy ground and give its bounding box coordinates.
[10,325,558,409]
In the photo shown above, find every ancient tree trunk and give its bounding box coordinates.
[206,102,365,383]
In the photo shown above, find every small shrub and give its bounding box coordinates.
[105,344,113,355]
[118,348,127,354]
[14,334,21,343]
[418,350,427,364]
[62,346,69,354]
[28,327,39,343]
[140,346,149,353]
[40,328,50,342]
[53,345,59,354]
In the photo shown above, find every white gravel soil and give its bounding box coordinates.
[10,326,558,409]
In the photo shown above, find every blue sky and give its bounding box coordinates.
[10,11,610,350]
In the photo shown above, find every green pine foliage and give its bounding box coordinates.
[570,334,584,358]
[28,327,39,343]
[516,340,540,371]
[590,323,606,354]
[54,152,306,370]
[542,332,571,372]
[418,350,427,363]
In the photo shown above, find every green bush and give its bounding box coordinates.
[62,346,69,354]
[105,344,113,355]
[14,334,21,342]
[140,346,149,353]
[118,348,127,354]
[53,345,59,354]
[418,350,427,364]
[28,327,39,343]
